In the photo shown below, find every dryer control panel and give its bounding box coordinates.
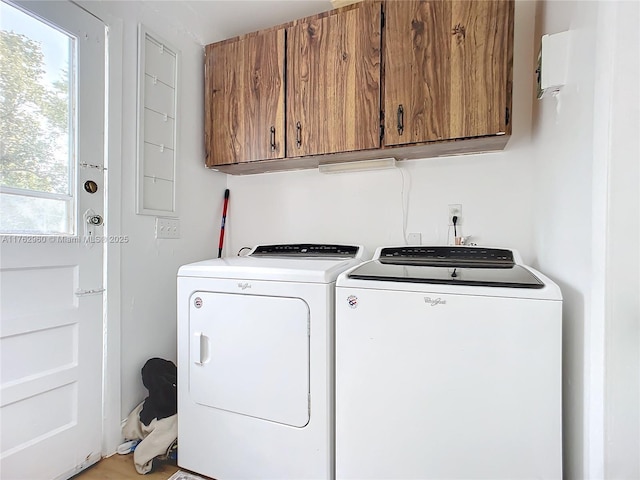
[251,244,360,258]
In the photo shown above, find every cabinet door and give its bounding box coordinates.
[384,0,514,146]
[286,2,382,157]
[205,29,285,166]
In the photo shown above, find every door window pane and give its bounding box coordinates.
[0,192,71,234]
[0,1,75,234]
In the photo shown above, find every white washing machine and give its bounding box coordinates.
[335,246,563,480]
[177,244,366,480]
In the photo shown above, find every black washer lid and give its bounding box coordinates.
[348,262,544,289]
[347,246,543,289]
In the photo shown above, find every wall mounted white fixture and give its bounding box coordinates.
[318,157,397,174]
[536,30,571,99]
[136,25,180,216]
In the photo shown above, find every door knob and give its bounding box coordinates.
[86,214,103,226]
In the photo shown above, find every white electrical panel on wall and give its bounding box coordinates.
[536,30,570,99]
[137,25,180,216]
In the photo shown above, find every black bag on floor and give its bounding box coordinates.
[139,357,177,426]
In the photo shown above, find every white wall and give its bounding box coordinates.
[226,1,538,262]
[78,1,227,426]
[532,0,640,478]
[532,2,597,477]
[603,2,640,477]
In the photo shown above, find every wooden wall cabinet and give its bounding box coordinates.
[383,0,514,146]
[205,29,285,167]
[204,0,514,175]
[286,1,382,157]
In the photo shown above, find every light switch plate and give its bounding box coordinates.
[156,217,180,239]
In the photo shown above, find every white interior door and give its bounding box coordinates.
[0,1,106,478]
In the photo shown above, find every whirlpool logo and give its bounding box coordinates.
[424,297,447,306]
[347,295,358,308]
[237,282,251,290]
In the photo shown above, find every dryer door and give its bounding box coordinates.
[189,291,310,427]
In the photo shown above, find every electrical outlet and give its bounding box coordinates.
[156,217,180,239]
[408,232,422,245]
[448,204,462,226]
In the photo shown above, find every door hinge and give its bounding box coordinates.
[381,10,385,28]
[79,162,107,171]
[505,107,511,125]
[75,288,105,297]
[380,110,385,141]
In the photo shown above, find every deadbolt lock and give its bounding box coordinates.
[87,214,103,226]
[84,180,99,193]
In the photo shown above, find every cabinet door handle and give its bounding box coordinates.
[270,126,276,151]
[397,105,404,135]
[296,121,302,148]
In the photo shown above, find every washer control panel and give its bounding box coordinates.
[379,246,514,267]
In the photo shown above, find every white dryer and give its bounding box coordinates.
[335,246,562,480]
[177,244,365,480]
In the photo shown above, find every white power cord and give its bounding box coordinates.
[398,165,411,245]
